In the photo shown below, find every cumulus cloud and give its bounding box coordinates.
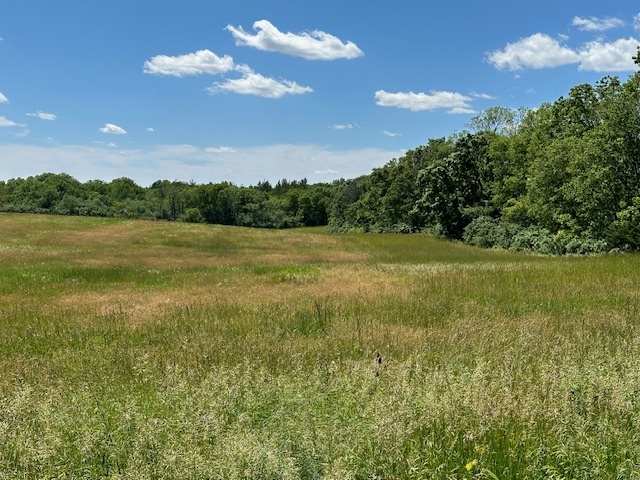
[143,38,317,100]
[226,19,363,60]
[374,90,474,113]
[0,92,8,103]
[488,32,640,72]
[27,111,57,121]
[143,49,235,77]
[207,69,313,98]
[99,123,127,135]
[0,115,25,127]
[487,33,581,71]
[572,16,624,32]
[579,37,640,71]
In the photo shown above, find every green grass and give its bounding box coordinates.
[1,213,640,479]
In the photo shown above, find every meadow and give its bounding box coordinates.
[1,213,640,479]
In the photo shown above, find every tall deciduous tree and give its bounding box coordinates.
[414,133,492,238]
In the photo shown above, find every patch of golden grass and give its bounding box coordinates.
[50,263,410,326]
[1,215,368,270]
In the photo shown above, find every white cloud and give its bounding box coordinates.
[143,49,235,77]
[331,124,354,130]
[146,127,154,132]
[579,37,640,71]
[27,111,57,121]
[99,123,127,135]
[0,115,25,127]
[374,90,474,113]
[572,16,624,32]
[488,32,640,72]
[487,33,581,71]
[208,70,313,98]
[205,146,237,153]
[635,14,640,31]
[0,92,8,103]
[226,19,364,60]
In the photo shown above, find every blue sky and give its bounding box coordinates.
[1,1,639,186]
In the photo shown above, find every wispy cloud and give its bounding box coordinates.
[99,123,127,135]
[226,20,364,60]
[143,49,235,77]
[635,13,640,31]
[0,143,400,186]
[572,16,624,32]
[0,115,26,127]
[205,146,237,153]
[469,91,497,100]
[0,92,8,104]
[146,127,154,132]
[382,130,400,137]
[330,123,355,130]
[207,69,313,98]
[374,90,474,114]
[27,111,57,121]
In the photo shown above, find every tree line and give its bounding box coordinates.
[2,53,640,253]
[0,175,332,229]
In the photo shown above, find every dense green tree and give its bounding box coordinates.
[327,177,367,231]
[184,182,233,224]
[297,184,331,226]
[467,106,526,136]
[108,177,144,202]
[413,133,492,238]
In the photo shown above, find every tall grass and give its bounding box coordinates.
[1,213,640,478]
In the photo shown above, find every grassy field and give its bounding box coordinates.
[1,213,640,479]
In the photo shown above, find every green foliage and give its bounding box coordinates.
[463,217,608,254]
[462,216,511,249]
[413,133,493,238]
[608,197,640,250]
[0,174,326,230]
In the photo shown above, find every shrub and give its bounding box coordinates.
[179,208,205,223]
[607,199,640,251]
[462,216,506,249]
[510,226,560,254]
